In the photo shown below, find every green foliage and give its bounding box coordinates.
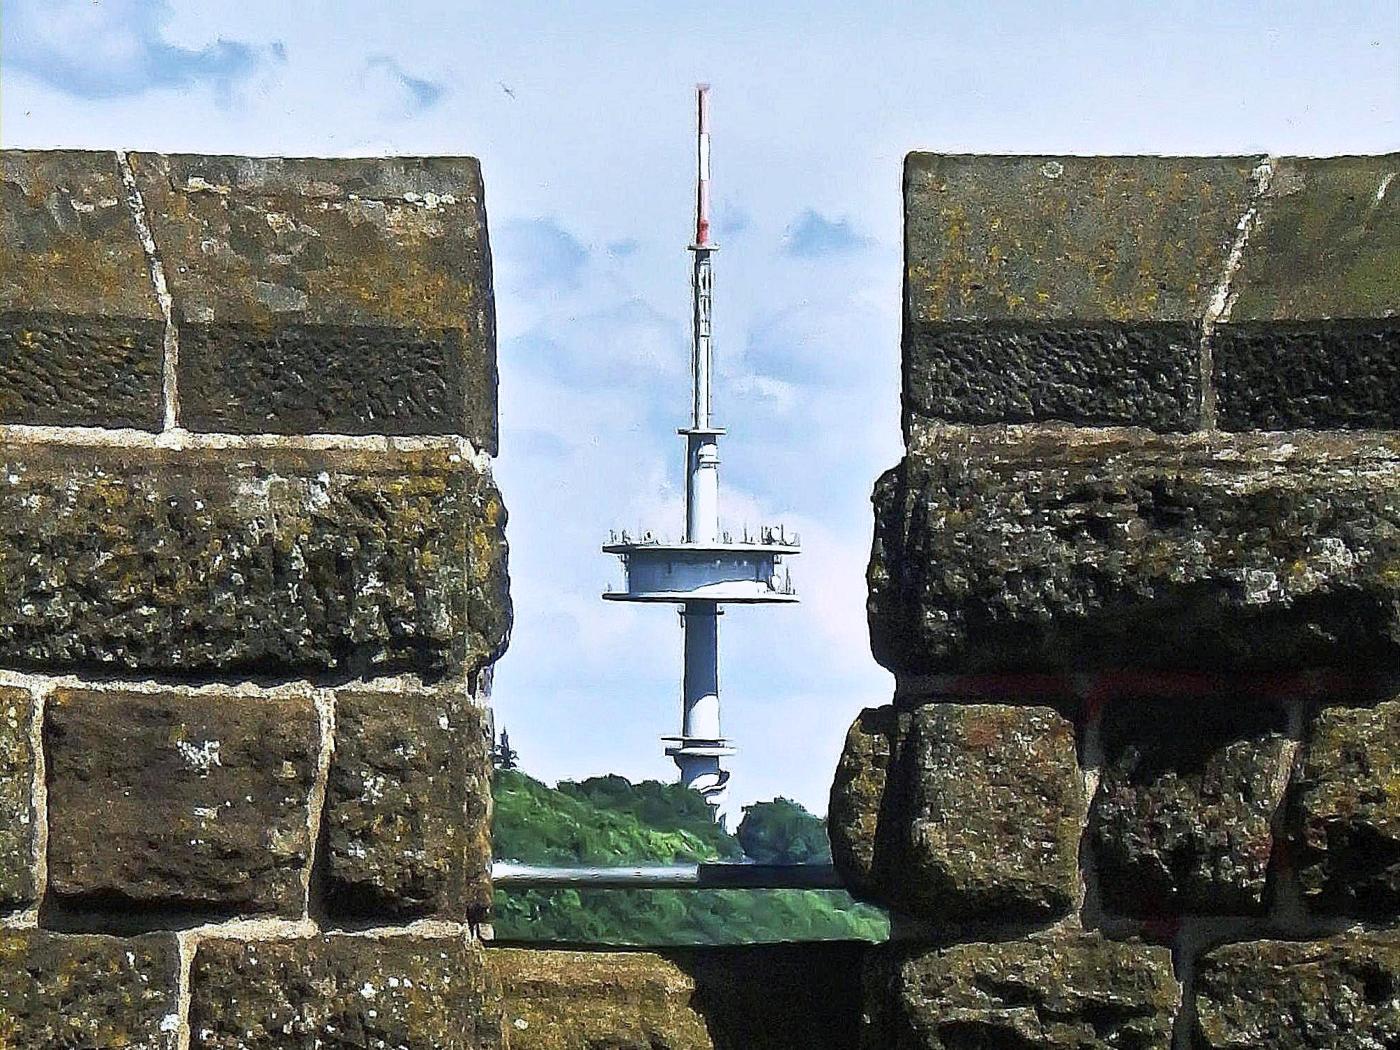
[737,797,834,865]
[491,769,888,946]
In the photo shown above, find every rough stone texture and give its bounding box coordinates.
[905,321,1200,431]
[870,428,1400,676]
[189,935,504,1049]
[493,943,868,1050]
[829,703,1083,925]
[1214,320,1400,431]
[0,686,34,911]
[1291,698,1400,918]
[1090,697,1290,916]
[0,442,510,678]
[1194,934,1400,1049]
[863,934,1179,1049]
[326,688,492,919]
[0,150,164,429]
[45,686,318,916]
[0,929,179,1049]
[828,705,907,903]
[1228,154,1400,323]
[129,153,496,448]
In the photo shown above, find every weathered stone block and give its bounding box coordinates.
[905,321,1200,431]
[829,703,1084,924]
[1090,697,1289,916]
[0,442,509,677]
[45,686,318,916]
[863,934,1179,1049]
[1194,934,1400,1049]
[1214,320,1400,431]
[189,934,504,1049]
[1291,698,1400,917]
[494,943,867,1050]
[0,929,179,1048]
[904,153,1260,325]
[326,689,492,919]
[828,706,907,903]
[0,151,163,429]
[870,428,1400,676]
[1228,154,1400,323]
[0,685,34,911]
[129,154,496,449]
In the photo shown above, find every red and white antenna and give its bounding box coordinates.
[694,83,712,248]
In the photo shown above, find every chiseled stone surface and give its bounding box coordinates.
[829,703,1083,925]
[1090,697,1289,916]
[1292,699,1400,918]
[863,933,1179,1049]
[189,935,504,1050]
[130,153,496,448]
[869,428,1400,676]
[45,686,318,916]
[0,150,163,429]
[0,929,180,1049]
[0,686,34,910]
[1194,934,1400,1049]
[905,321,1200,432]
[0,442,509,678]
[493,943,867,1050]
[326,689,492,919]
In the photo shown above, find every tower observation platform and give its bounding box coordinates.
[603,85,799,814]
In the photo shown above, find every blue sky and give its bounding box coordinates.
[4,1,1397,816]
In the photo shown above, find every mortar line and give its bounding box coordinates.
[25,681,50,929]
[173,930,196,1050]
[1198,155,1276,430]
[115,150,180,431]
[304,690,337,923]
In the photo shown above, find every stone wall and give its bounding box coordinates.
[0,150,510,1046]
[833,152,1400,1048]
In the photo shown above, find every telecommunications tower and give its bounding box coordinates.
[603,85,799,815]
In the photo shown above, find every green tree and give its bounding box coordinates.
[736,797,833,865]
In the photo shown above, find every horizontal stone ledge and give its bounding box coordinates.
[871,426,1400,676]
[0,928,180,1048]
[0,440,509,677]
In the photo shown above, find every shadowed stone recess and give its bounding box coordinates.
[326,689,492,919]
[44,687,318,916]
[493,943,868,1050]
[189,935,504,1049]
[829,703,1084,925]
[130,153,497,449]
[904,321,1200,432]
[862,934,1179,1050]
[0,929,180,1049]
[1194,934,1400,1049]
[0,442,509,677]
[1090,697,1289,916]
[869,428,1400,676]
[1291,698,1400,918]
[1,151,164,429]
[0,685,34,910]
[1214,320,1400,431]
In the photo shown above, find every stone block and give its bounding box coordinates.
[1214,320,1400,431]
[0,442,509,677]
[1194,934,1400,1049]
[828,706,907,902]
[0,685,35,910]
[0,929,179,1048]
[1291,698,1400,917]
[189,934,504,1049]
[905,321,1200,431]
[863,933,1179,1049]
[129,154,496,448]
[493,943,867,1050]
[869,428,1400,676]
[325,688,492,919]
[0,150,163,429]
[829,703,1084,925]
[1090,697,1289,916]
[44,686,318,916]
[1228,154,1400,322]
